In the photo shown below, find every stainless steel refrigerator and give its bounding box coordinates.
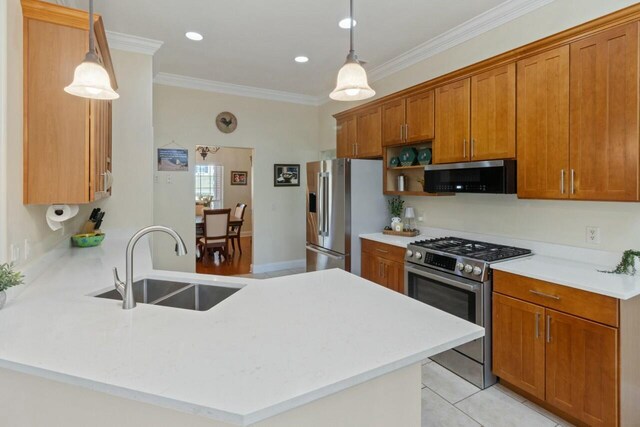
[306,159,387,275]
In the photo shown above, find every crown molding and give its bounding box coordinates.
[153,73,324,106]
[367,0,555,83]
[106,31,163,56]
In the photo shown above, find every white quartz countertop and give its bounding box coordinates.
[359,231,640,300]
[0,231,483,426]
[491,255,640,300]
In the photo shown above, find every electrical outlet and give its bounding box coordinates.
[586,226,601,245]
[154,175,159,184]
[166,175,172,184]
[417,216,424,223]
[10,244,20,263]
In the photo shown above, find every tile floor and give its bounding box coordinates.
[420,359,573,427]
[236,269,575,426]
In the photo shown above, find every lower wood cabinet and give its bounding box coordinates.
[493,271,619,427]
[361,239,405,293]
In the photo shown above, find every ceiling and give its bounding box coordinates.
[61,0,523,97]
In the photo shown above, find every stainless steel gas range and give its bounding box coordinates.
[404,237,532,389]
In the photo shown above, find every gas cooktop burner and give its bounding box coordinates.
[411,237,531,262]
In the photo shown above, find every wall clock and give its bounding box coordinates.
[216,112,238,134]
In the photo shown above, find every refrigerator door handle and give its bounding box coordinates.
[323,174,331,236]
[317,172,324,236]
[306,244,345,260]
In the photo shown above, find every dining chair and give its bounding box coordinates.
[198,208,231,264]
[229,203,247,255]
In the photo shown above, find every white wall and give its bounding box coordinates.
[196,147,253,235]
[153,84,319,272]
[1,0,154,267]
[319,0,640,253]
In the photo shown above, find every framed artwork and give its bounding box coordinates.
[231,171,248,186]
[216,112,238,133]
[157,148,188,171]
[274,164,300,187]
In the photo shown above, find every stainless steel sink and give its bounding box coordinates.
[155,284,239,311]
[95,279,241,311]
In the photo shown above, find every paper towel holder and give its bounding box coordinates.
[46,204,80,231]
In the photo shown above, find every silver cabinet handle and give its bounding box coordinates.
[355,143,358,157]
[463,139,467,158]
[570,169,575,194]
[535,312,540,339]
[400,124,404,142]
[405,124,409,141]
[471,139,475,159]
[529,289,561,300]
[546,315,551,343]
[560,169,565,194]
[375,248,389,254]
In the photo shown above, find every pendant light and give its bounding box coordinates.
[330,0,375,101]
[64,0,119,100]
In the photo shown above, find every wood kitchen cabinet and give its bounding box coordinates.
[360,239,405,293]
[517,46,570,199]
[382,90,435,147]
[22,0,116,205]
[470,63,516,160]
[493,270,620,426]
[355,106,383,158]
[336,115,357,159]
[569,22,639,201]
[434,79,470,164]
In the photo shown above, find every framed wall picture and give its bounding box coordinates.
[274,164,300,187]
[157,148,188,171]
[231,171,248,186]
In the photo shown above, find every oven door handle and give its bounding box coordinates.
[405,265,481,293]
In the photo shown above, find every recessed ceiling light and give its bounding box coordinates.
[295,56,309,63]
[338,18,357,29]
[185,31,203,41]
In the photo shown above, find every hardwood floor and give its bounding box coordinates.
[196,236,252,276]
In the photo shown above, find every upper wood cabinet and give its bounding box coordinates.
[569,22,639,201]
[22,0,116,205]
[434,79,470,164]
[355,106,382,158]
[493,293,546,400]
[545,309,618,427]
[517,47,570,199]
[470,63,516,160]
[381,90,435,147]
[336,115,357,159]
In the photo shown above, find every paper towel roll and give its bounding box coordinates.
[46,205,80,231]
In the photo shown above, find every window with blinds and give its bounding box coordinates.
[195,164,223,208]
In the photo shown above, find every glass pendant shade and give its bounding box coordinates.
[65,53,119,100]
[330,56,375,101]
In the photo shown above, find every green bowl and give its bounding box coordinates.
[71,233,105,248]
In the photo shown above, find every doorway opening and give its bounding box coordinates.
[194,145,254,276]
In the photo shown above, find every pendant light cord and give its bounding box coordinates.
[349,0,354,54]
[89,0,95,55]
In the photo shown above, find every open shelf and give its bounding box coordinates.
[388,165,426,170]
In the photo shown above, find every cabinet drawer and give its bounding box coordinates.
[361,239,406,264]
[494,270,619,327]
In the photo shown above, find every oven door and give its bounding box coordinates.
[405,264,485,363]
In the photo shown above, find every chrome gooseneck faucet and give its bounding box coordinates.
[113,226,188,310]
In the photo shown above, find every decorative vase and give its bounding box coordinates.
[0,291,6,310]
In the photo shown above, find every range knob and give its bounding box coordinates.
[456,262,465,271]
[464,264,473,273]
[414,252,423,260]
[406,249,413,258]
[472,266,483,276]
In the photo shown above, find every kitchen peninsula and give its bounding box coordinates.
[0,232,482,427]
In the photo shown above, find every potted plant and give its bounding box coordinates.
[0,263,24,309]
[387,196,405,231]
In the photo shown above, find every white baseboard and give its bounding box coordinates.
[251,259,305,274]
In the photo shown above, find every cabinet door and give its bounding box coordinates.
[569,22,639,201]
[383,260,405,293]
[470,63,516,160]
[361,252,381,284]
[406,90,435,143]
[381,99,406,147]
[517,47,570,199]
[434,79,470,164]
[336,116,356,158]
[546,309,618,427]
[356,106,382,158]
[492,293,546,400]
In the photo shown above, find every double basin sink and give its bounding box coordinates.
[95,279,241,311]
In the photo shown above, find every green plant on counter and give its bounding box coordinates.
[599,250,640,275]
[387,196,405,218]
[0,263,24,292]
